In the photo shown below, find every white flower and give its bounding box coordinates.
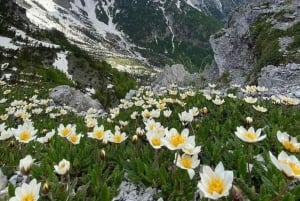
[175,153,200,179]
[189,107,199,117]
[245,85,257,93]
[67,133,83,145]
[87,125,111,141]
[227,93,237,99]
[0,98,7,104]
[164,128,190,150]
[130,111,139,119]
[57,124,76,138]
[9,179,41,201]
[208,83,216,88]
[212,97,225,105]
[108,130,127,144]
[163,110,172,118]
[119,120,129,127]
[37,129,55,144]
[0,128,14,141]
[146,129,165,149]
[14,121,37,143]
[197,162,233,200]
[244,96,257,104]
[54,159,70,175]
[85,118,97,128]
[269,151,300,179]
[256,86,268,93]
[144,119,162,133]
[19,155,35,175]
[141,109,151,120]
[252,105,267,113]
[136,127,145,136]
[235,126,266,143]
[182,136,201,155]
[277,131,300,153]
[178,111,193,124]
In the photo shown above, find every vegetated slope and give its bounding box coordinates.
[0,0,136,108]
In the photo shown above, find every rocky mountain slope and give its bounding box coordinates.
[204,0,300,97]
[187,0,248,20]
[15,0,223,71]
[0,0,136,108]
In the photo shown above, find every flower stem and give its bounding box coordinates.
[271,179,291,201]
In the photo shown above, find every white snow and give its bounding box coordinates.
[16,0,149,64]
[176,0,181,10]
[159,5,175,53]
[0,36,19,50]
[53,51,72,80]
[185,0,202,12]
[2,74,12,80]
[10,27,60,48]
[1,63,9,70]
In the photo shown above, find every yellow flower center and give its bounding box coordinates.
[283,141,299,152]
[93,130,104,139]
[170,133,186,147]
[113,134,123,143]
[69,134,78,143]
[149,124,155,131]
[244,131,257,141]
[151,137,161,146]
[61,128,71,137]
[19,131,31,141]
[60,162,66,168]
[289,162,300,175]
[208,177,225,194]
[181,156,192,169]
[144,112,151,119]
[21,193,34,201]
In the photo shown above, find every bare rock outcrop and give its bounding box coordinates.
[50,85,104,113]
[258,63,300,97]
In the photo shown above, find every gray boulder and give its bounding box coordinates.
[152,64,201,89]
[50,85,103,112]
[258,63,300,97]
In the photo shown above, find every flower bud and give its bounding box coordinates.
[100,149,106,160]
[200,107,208,115]
[42,181,50,194]
[131,135,138,144]
[245,117,253,124]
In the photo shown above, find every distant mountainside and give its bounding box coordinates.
[204,0,300,97]
[186,0,248,20]
[0,0,137,108]
[15,0,226,71]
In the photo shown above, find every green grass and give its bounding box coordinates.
[0,76,300,200]
[248,15,300,83]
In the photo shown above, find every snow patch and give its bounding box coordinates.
[159,5,175,53]
[185,0,202,12]
[53,51,72,80]
[0,36,19,50]
[10,27,60,48]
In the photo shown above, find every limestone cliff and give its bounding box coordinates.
[204,0,300,96]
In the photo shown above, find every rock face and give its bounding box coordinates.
[50,85,103,113]
[192,0,249,20]
[258,64,300,97]
[204,0,300,94]
[152,64,201,89]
